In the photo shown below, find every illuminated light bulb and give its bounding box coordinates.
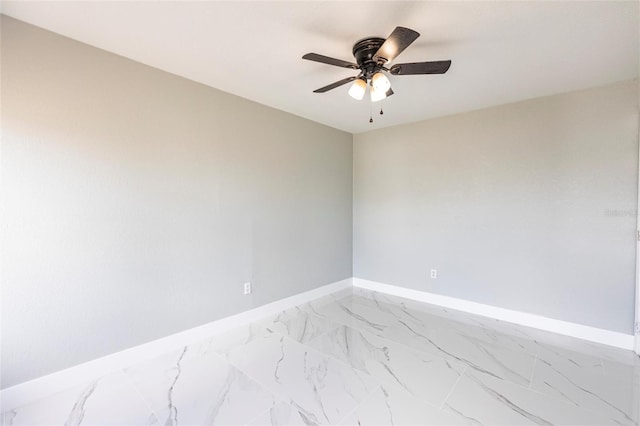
[348,78,367,100]
[371,72,391,93]
[370,84,388,102]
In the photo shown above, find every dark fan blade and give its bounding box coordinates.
[302,53,358,70]
[374,27,420,63]
[386,88,394,97]
[313,76,357,93]
[390,60,452,75]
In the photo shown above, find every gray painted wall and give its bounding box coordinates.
[1,16,353,388]
[354,81,639,334]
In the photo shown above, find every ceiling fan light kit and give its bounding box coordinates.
[302,26,452,122]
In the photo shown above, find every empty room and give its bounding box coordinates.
[1,1,639,425]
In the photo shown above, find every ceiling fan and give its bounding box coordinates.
[302,26,451,103]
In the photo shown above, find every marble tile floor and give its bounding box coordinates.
[3,288,639,425]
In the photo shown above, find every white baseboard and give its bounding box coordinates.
[353,278,635,351]
[0,278,352,412]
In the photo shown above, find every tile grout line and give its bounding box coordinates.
[242,402,275,426]
[120,359,168,423]
[211,327,297,407]
[192,324,306,422]
[439,365,467,410]
[333,383,381,425]
[216,321,379,425]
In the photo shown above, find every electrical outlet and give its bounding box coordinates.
[635,321,640,335]
[430,269,437,279]
[244,282,252,295]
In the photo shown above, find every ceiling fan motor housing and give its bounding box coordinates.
[352,37,386,79]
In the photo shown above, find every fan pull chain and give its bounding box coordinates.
[369,98,373,123]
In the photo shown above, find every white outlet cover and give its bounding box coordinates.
[243,282,251,295]
[430,269,437,279]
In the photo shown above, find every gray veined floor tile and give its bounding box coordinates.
[319,291,454,335]
[316,291,537,387]
[351,288,508,335]
[351,289,542,357]
[313,294,445,352]
[303,290,355,318]
[259,304,341,344]
[125,344,276,425]
[535,343,604,373]
[444,320,543,356]
[225,332,377,425]
[308,324,465,406]
[531,344,639,425]
[350,288,451,320]
[1,371,158,426]
[348,291,456,327]
[380,319,536,387]
[313,295,405,335]
[444,369,627,425]
[339,382,470,426]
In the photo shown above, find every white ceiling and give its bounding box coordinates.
[2,1,638,133]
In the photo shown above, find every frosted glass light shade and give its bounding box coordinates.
[348,78,367,100]
[371,72,391,92]
[370,84,388,102]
